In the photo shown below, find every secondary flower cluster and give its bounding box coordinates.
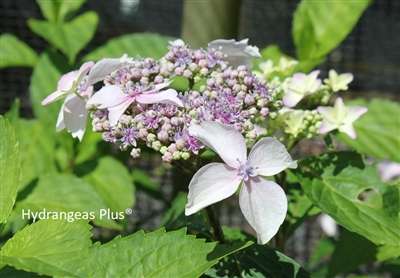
[254,57,367,140]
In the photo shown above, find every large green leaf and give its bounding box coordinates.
[0,220,92,277]
[338,99,400,162]
[84,157,135,212]
[36,0,86,23]
[292,0,370,62]
[1,220,249,277]
[28,11,98,63]
[83,33,173,61]
[14,119,56,190]
[0,117,21,224]
[16,174,119,229]
[0,34,38,68]
[328,229,377,277]
[29,51,67,129]
[294,152,400,248]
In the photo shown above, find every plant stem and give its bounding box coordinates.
[205,206,225,243]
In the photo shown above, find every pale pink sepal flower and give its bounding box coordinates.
[317,97,367,139]
[283,70,321,108]
[208,38,261,67]
[86,82,183,126]
[185,121,297,244]
[41,61,94,141]
[87,54,131,85]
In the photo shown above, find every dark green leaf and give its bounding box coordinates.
[328,229,377,277]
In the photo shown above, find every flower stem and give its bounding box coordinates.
[205,206,225,243]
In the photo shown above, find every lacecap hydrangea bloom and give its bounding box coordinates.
[51,39,268,162]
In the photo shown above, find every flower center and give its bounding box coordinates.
[238,162,256,181]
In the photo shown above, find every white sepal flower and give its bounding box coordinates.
[208,38,261,67]
[324,70,353,92]
[87,54,132,85]
[41,61,94,141]
[185,121,297,244]
[283,70,321,107]
[317,97,367,139]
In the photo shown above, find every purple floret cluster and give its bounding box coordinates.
[90,41,271,162]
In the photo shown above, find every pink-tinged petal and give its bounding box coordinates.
[319,121,337,134]
[319,214,338,237]
[185,163,242,215]
[188,121,247,168]
[339,124,357,139]
[78,61,94,76]
[283,91,303,108]
[56,103,65,132]
[107,98,134,126]
[378,161,400,182]
[87,58,124,84]
[57,71,78,91]
[346,106,368,123]
[86,85,127,109]
[152,82,171,91]
[136,89,183,107]
[41,90,68,106]
[248,137,297,176]
[239,178,287,244]
[208,38,260,67]
[62,95,88,141]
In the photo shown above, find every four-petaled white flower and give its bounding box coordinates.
[324,70,353,92]
[185,121,297,244]
[86,82,183,126]
[208,38,261,67]
[283,70,321,108]
[317,97,367,139]
[41,61,94,141]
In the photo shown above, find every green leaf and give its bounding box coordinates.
[16,174,119,229]
[293,0,370,62]
[161,192,187,228]
[28,11,98,63]
[338,99,400,162]
[294,152,400,248]
[84,157,135,212]
[0,117,21,224]
[0,266,42,277]
[83,33,173,61]
[36,0,86,23]
[1,220,248,278]
[0,219,92,277]
[328,229,377,277]
[29,51,67,129]
[207,227,309,278]
[14,119,56,190]
[0,34,38,68]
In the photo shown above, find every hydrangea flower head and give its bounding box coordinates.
[185,121,297,244]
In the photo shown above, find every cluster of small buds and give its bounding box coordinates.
[277,109,322,139]
[89,41,271,162]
